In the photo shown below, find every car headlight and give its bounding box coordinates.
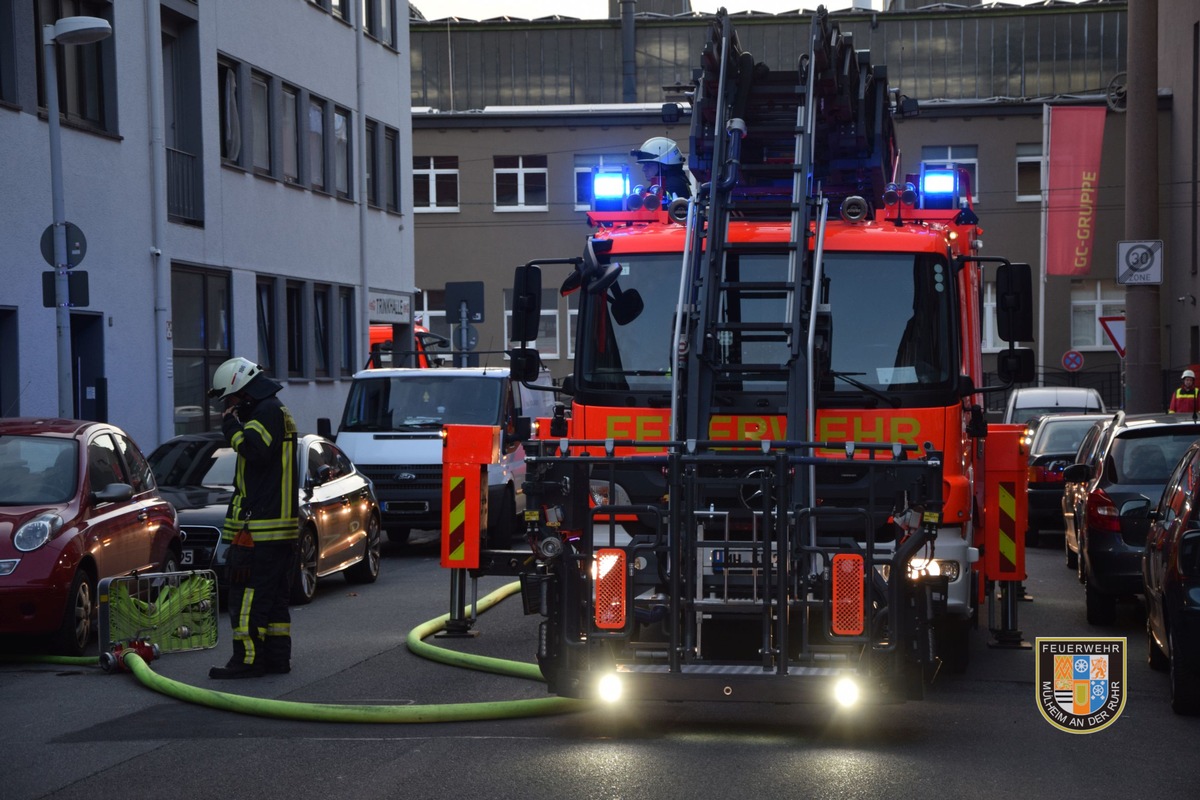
[13,513,64,552]
[590,480,631,507]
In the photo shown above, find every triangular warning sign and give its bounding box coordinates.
[1099,316,1126,358]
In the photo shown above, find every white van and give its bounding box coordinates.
[324,367,555,547]
[1002,386,1106,425]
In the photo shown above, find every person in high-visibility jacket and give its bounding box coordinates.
[1169,368,1199,415]
[206,357,299,679]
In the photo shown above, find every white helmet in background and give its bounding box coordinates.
[210,357,263,400]
[1183,369,1196,380]
[632,136,684,166]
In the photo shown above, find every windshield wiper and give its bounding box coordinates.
[828,370,902,409]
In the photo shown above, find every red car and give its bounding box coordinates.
[0,419,182,655]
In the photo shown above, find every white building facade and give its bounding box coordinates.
[0,0,415,450]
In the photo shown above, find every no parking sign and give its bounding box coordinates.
[1062,350,1084,372]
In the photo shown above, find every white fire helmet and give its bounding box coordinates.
[631,137,684,166]
[210,357,263,400]
[1184,369,1196,380]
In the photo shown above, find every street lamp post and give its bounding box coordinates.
[43,16,111,419]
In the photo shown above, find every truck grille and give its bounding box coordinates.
[358,463,443,492]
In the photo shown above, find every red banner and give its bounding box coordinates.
[1045,106,1106,276]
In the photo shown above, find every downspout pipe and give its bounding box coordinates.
[620,0,636,103]
[145,0,173,447]
[356,0,371,363]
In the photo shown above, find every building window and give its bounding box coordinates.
[250,72,272,174]
[566,294,579,359]
[494,155,548,211]
[365,120,378,205]
[171,266,231,435]
[574,154,628,210]
[217,59,242,164]
[334,107,351,198]
[1071,282,1124,350]
[0,6,15,106]
[921,145,978,203]
[308,96,326,192]
[256,278,276,372]
[384,127,399,212]
[36,0,115,132]
[413,156,460,212]
[282,85,300,183]
[339,287,356,375]
[314,285,331,377]
[363,0,396,47]
[1015,143,1042,203]
[286,281,305,377]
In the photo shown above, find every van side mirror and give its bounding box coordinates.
[317,417,333,438]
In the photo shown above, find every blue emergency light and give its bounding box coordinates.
[591,166,630,212]
[920,168,959,209]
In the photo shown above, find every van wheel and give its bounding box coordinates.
[386,526,411,545]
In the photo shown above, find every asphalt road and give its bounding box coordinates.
[2,533,1196,800]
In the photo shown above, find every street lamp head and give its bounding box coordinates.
[48,16,112,46]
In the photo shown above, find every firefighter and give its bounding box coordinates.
[1168,368,1199,415]
[631,136,695,201]
[207,357,300,679]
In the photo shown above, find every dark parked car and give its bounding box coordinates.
[1140,438,1200,714]
[0,418,182,655]
[1063,414,1118,569]
[148,432,381,604]
[1025,413,1108,547]
[1062,412,1200,625]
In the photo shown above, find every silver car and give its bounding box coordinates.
[148,431,381,604]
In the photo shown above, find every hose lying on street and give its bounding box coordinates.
[4,580,587,723]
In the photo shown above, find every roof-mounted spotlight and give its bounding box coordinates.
[883,183,900,207]
[901,182,918,207]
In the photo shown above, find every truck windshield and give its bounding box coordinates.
[573,251,956,402]
[340,375,504,431]
[822,252,956,394]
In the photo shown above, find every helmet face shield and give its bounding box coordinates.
[210,357,263,400]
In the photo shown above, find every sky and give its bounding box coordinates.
[413,0,1070,22]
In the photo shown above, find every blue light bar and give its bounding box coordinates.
[922,169,957,197]
[593,172,628,201]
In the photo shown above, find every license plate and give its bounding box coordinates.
[181,549,195,566]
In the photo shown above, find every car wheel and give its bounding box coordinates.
[160,549,180,573]
[1064,532,1077,570]
[1084,580,1116,626]
[1169,625,1200,715]
[386,526,411,546]
[486,486,517,550]
[290,527,319,605]
[346,513,382,584]
[1147,615,1169,671]
[51,569,95,657]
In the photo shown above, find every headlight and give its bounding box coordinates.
[13,513,64,552]
[908,557,960,582]
[589,480,631,507]
[597,673,624,703]
[833,677,861,707]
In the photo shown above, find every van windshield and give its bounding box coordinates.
[340,376,504,431]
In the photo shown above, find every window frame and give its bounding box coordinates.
[1070,281,1125,351]
[494,155,549,212]
[413,156,461,213]
[1015,142,1043,203]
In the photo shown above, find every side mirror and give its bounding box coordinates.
[1062,463,1090,484]
[511,266,543,343]
[995,262,1034,343]
[317,417,333,438]
[610,286,644,325]
[509,348,541,383]
[93,483,134,504]
[996,347,1036,384]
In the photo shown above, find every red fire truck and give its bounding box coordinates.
[499,6,1035,705]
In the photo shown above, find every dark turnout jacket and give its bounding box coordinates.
[221,393,299,543]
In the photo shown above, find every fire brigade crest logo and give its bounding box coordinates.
[1035,637,1126,733]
